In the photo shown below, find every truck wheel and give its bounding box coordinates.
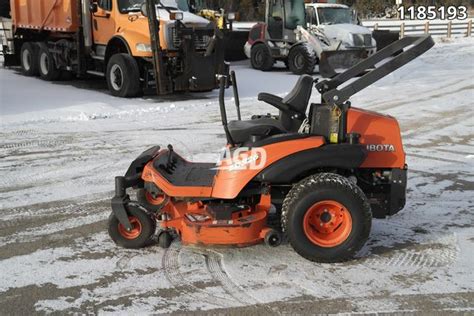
[106,53,141,98]
[108,205,157,249]
[288,44,316,75]
[20,42,39,76]
[282,173,371,262]
[250,44,273,71]
[38,44,61,81]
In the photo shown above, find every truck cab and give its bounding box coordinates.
[304,3,376,55]
[88,0,223,95]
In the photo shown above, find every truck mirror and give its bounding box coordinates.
[90,3,98,13]
[170,11,184,21]
[352,9,359,24]
[141,3,148,17]
[227,12,236,21]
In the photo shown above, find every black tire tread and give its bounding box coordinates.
[20,42,39,77]
[250,43,274,71]
[106,53,141,98]
[288,44,316,75]
[37,43,61,81]
[281,173,371,262]
[108,206,157,249]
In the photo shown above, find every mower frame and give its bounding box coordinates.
[110,35,434,261]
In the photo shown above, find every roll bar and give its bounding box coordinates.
[218,76,234,146]
[218,71,241,147]
[315,35,435,107]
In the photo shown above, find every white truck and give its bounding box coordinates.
[244,0,377,77]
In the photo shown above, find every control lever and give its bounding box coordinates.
[167,144,177,171]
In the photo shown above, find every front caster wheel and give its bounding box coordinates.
[158,231,173,249]
[108,205,156,249]
[282,173,372,262]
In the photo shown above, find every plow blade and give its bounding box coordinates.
[319,49,368,78]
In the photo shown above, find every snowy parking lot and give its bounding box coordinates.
[0,37,473,314]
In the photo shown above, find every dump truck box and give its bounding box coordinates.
[10,0,79,32]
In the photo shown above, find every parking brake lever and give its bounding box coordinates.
[167,144,177,171]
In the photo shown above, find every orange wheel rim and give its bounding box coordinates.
[117,216,142,240]
[145,191,165,206]
[303,200,352,248]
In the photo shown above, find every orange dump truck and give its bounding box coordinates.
[2,0,227,97]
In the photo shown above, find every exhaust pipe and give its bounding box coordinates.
[81,0,92,52]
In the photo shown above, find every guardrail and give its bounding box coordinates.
[363,19,473,38]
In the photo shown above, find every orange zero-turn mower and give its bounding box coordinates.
[108,35,434,262]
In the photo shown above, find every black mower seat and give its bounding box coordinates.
[227,118,284,144]
[226,75,314,144]
[259,74,314,115]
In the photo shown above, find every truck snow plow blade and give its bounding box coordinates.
[319,49,367,78]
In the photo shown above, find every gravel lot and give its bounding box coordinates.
[1,37,473,314]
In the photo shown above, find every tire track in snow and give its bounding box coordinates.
[406,152,469,164]
[363,235,459,268]
[371,83,474,112]
[0,129,37,136]
[403,110,472,138]
[0,196,109,223]
[162,242,239,308]
[0,140,69,150]
[203,250,261,306]
[0,212,108,247]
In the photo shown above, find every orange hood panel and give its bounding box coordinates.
[348,107,405,169]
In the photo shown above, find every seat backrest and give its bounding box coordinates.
[280,74,314,131]
[282,75,314,113]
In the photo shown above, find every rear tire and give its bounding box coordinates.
[20,42,39,76]
[250,44,274,71]
[282,173,371,262]
[108,206,156,249]
[38,43,61,81]
[106,53,141,98]
[288,44,316,75]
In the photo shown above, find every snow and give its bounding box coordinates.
[0,37,473,313]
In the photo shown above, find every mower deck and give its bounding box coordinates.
[161,194,273,247]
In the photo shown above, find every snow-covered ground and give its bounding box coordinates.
[0,37,473,314]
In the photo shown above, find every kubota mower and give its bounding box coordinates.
[108,35,434,262]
